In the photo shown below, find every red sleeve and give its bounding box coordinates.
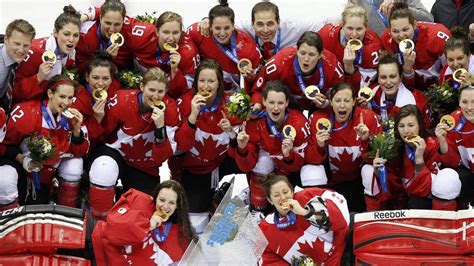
[426,23,451,60]
[323,50,345,91]
[358,108,382,161]
[234,120,260,172]
[439,131,461,168]
[251,50,287,105]
[260,249,288,266]
[186,22,205,48]
[13,47,47,103]
[68,128,90,157]
[101,92,123,139]
[304,112,329,164]
[2,103,39,147]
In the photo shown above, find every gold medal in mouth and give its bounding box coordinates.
[62,108,74,119]
[283,125,296,139]
[280,200,290,210]
[404,135,420,143]
[153,209,169,222]
[163,42,179,52]
[399,39,414,53]
[304,85,320,100]
[197,90,211,98]
[440,115,455,131]
[42,50,57,64]
[92,89,108,101]
[358,87,373,101]
[152,99,166,111]
[453,68,468,83]
[110,32,124,47]
[237,58,252,73]
[347,39,362,51]
[316,118,332,132]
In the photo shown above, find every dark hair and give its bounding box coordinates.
[54,5,81,32]
[153,180,198,247]
[193,59,225,98]
[261,174,294,199]
[330,82,354,100]
[86,52,117,79]
[47,74,78,94]
[389,3,415,27]
[154,11,183,32]
[5,19,35,40]
[262,80,291,100]
[251,1,280,24]
[394,104,427,141]
[100,0,126,19]
[376,51,402,77]
[209,0,235,26]
[297,31,323,54]
[445,26,470,56]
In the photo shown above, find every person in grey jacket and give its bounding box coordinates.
[349,0,433,36]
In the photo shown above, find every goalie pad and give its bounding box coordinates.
[0,254,90,266]
[0,205,86,254]
[356,253,474,265]
[354,209,474,256]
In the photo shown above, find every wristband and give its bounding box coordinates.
[154,126,167,142]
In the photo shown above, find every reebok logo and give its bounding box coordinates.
[373,210,406,220]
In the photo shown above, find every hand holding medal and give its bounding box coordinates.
[315,118,331,148]
[110,32,124,47]
[282,125,296,157]
[440,115,455,131]
[237,58,253,75]
[304,85,320,100]
[42,51,57,64]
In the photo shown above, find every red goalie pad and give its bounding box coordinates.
[354,209,474,255]
[356,253,474,265]
[0,205,87,254]
[0,254,90,266]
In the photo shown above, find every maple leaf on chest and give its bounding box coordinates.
[118,133,155,162]
[190,129,228,162]
[328,146,361,173]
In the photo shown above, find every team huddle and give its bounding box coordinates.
[0,0,473,265]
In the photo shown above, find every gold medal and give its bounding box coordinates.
[440,115,455,131]
[316,118,332,132]
[237,58,252,73]
[358,87,373,101]
[398,39,414,53]
[453,68,468,83]
[404,135,420,143]
[62,108,74,119]
[304,85,320,100]
[92,89,107,101]
[280,201,290,210]
[282,125,296,139]
[110,32,124,47]
[197,90,211,98]
[42,51,57,64]
[163,42,179,52]
[347,39,362,51]
[153,209,169,222]
[152,99,166,111]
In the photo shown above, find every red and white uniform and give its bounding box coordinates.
[439,54,474,85]
[130,22,199,99]
[381,22,451,89]
[259,187,350,266]
[175,91,241,174]
[187,23,261,92]
[92,189,189,266]
[305,107,381,185]
[0,107,6,142]
[252,47,344,111]
[369,83,431,129]
[318,24,382,88]
[102,89,181,176]
[232,109,309,176]
[13,37,76,104]
[439,110,474,172]
[69,80,121,143]
[0,100,89,182]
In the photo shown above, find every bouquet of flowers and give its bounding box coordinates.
[136,11,158,24]
[291,255,316,266]
[26,133,55,189]
[118,70,143,89]
[424,81,460,116]
[381,116,395,136]
[62,66,79,82]
[226,89,252,120]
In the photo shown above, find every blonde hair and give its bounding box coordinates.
[142,67,168,86]
[342,3,368,27]
[155,11,183,31]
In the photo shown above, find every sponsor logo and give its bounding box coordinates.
[0,206,24,217]
[373,210,406,219]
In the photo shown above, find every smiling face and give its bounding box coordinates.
[197,68,219,101]
[267,181,294,214]
[297,43,321,74]
[263,90,288,125]
[47,84,75,114]
[252,10,279,43]
[446,48,469,72]
[460,89,474,123]
[378,63,401,99]
[157,20,182,50]
[86,66,112,91]
[390,17,415,44]
[140,80,167,109]
[54,23,80,55]
[331,88,354,123]
[342,16,366,41]
[100,11,124,39]
[398,114,420,142]
[155,188,178,218]
[211,16,234,45]
[4,30,33,63]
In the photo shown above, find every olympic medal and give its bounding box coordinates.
[440,115,455,131]
[316,118,332,132]
[152,99,166,111]
[42,51,57,64]
[237,58,252,73]
[153,209,169,222]
[110,32,124,47]
[347,39,362,51]
[453,68,468,83]
[304,85,320,100]
[280,201,290,210]
[283,125,296,139]
[399,39,414,53]
[358,87,373,101]
[163,42,179,52]
[197,90,211,98]
[92,89,107,101]
[62,108,75,119]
